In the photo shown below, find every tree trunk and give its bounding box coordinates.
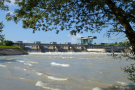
[105,0,135,54]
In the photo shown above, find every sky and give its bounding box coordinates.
[0,0,128,44]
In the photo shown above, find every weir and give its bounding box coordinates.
[39,46,45,52]
[13,43,127,53]
[55,46,61,52]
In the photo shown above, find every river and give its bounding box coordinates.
[0,52,134,90]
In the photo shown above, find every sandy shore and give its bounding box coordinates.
[0,48,28,55]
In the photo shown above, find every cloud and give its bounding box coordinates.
[67,34,83,44]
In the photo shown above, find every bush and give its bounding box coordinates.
[0,42,3,46]
[4,40,13,46]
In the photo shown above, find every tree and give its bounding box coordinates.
[9,0,135,52]
[0,0,10,43]
[5,0,135,82]
[0,22,5,43]
[3,40,13,46]
[114,42,117,45]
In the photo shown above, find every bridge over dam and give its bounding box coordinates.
[13,43,127,53]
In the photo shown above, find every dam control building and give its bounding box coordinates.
[77,36,97,45]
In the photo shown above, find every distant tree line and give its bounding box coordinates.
[94,41,130,46]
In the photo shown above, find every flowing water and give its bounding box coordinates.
[0,52,135,90]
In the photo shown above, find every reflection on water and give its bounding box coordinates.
[0,52,135,90]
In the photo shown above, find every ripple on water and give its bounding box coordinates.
[0,64,6,67]
[17,60,38,64]
[51,62,70,67]
[35,81,61,90]
[116,81,127,86]
[92,87,102,90]
[47,76,68,81]
[36,72,43,76]
[24,63,32,66]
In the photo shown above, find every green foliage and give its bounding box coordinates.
[0,22,5,43]
[104,41,131,46]
[0,42,3,45]
[118,42,131,46]
[0,46,19,49]
[6,0,134,35]
[0,1,9,11]
[0,22,4,30]
[95,41,130,46]
[0,0,9,43]
[109,49,135,82]
[123,63,135,82]
[3,40,13,46]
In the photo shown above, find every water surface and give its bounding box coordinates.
[0,52,134,90]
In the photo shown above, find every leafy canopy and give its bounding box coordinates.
[7,0,135,35]
[0,0,11,43]
[0,22,5,42]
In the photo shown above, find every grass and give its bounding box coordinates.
[0,46,20,49]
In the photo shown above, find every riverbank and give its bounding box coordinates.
[0,46,28,55]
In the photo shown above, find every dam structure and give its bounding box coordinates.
[13,42,87,52]
[13,42,126,53]
[14,36,127,53]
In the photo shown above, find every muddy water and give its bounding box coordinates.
[0,52,134,90]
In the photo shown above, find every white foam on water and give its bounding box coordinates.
[23,69,27,71]
[0,64,6,67]
[116,81,127,86]
[17,60,38,64]
[48,76,68,81]
[62,57,73,59]
[20,78,25,80]
[35,81,61,90]
[119,86,129,89]
[17,60,25,63]
[51,62,70,67]
[24,63,32,66]
[35,81,47,87]
[36,72,43,76]
[6,62,12,63]
[29,52,114,55]
[113,85,129,89]
[29,61,38,63]
[33,70,48,76]
[92,87,102,90]
[22,55,27,56]
[97,71,103,74]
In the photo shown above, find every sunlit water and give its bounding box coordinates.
[0,52,135,90]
